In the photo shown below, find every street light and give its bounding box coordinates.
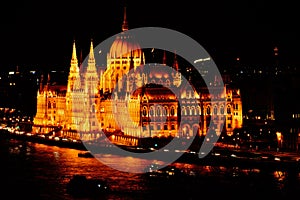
[276,131,282,151]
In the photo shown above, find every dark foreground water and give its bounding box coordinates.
[1,137,300,200]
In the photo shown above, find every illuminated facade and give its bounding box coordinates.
[32,73,67,135]
[32,7,243,143]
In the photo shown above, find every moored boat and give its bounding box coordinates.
[66,175,110,197]
[78,151,94,158]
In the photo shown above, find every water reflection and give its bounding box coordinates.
[93,153,166,174]
[1,138,300,199]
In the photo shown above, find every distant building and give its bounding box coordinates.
[0,66,38,117]
[32,7,243,145]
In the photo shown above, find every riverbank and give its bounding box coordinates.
[2,127,300,174]
[0,128,86,150]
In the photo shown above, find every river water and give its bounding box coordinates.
[1,137,300,200]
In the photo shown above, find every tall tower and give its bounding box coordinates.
[80,39,100,140]
[84,39,99,95]
[67,40,80,93]
[65,40,80,129]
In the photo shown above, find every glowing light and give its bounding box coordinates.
[193,57,211,63]
[276,132,282,141]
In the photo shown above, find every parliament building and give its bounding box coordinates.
[32,8,243,146]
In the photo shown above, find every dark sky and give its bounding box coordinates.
[1,0,299,71]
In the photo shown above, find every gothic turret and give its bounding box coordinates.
[84,39,99,93]
[163,50,167,66]
[173,51,179,71]
[67,40,80,93]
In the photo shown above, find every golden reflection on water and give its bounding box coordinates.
[94,153,166,173]
[4,139,300,199]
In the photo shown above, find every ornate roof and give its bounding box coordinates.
[109,32,142,59]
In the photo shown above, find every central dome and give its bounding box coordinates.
[109,32,142,59]
[108,7,142,60]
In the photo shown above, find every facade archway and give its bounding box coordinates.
[181,124,191,137]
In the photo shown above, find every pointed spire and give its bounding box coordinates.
[67,40,80,94]
[89,39,95,60]
[72,40,77,60]
[173,51,179,71]
[122,6,128,32]
[47,72,51,85]
[71,40,78,68]
[87,39,97,73]
[163,50,167,65]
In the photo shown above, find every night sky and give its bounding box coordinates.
[1,0,299,71]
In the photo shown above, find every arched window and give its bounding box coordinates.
[157,106,161,116]
[149,106,154,116]
[181,106,186,116]
[91,104,96,113]
[213,106,218,115]
[186,106,190,115]
[206,106,211,115]
[170,106,175,116]
[142,106,147,117]
[220,105,224,114]
[197,106,201,115]
[191,107,195,115]
[227,105,231,114]
[163,106,168,116]
[157,124,161,130]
